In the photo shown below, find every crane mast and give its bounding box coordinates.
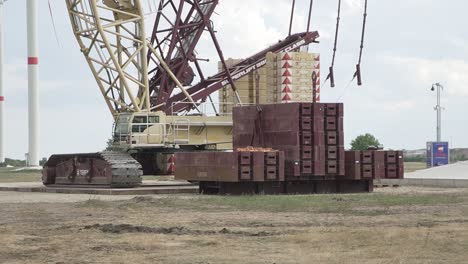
[66,0,151,116]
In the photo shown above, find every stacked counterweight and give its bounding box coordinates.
[175,102,403,194]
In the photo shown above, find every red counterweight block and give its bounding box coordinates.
[344,150,404,180]
[233,103,345,178]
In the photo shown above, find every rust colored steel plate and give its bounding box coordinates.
[361,164,374,179]
[326,131,344,146]
[327,146,338,160]
[324,103,344,117]
[385,151,397,163]
[385,164,398,179]
[233,103,344,177]
[345,150,404,180]
[175,151,285,182]
[325,116,344,131]
[385,151,404,179]
[361,151,374,164]
[345,151,361,180]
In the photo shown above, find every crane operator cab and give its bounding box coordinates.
[113,111,233,150]
[113,112,166,148]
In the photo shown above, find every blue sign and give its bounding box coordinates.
[426,142,449,167]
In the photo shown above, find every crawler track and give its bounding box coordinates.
[42,151,143,188]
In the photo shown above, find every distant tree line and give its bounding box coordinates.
[403,155,426,162]
[404,153,468,163]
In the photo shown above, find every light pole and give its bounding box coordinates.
[431,83,444,142]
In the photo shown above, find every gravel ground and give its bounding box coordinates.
[0,191,141,203]
[0,186,467,264]
[0,191,195,204]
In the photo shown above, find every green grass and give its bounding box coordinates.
[0,167,42,183]
[190,193,464,213]
[404,162,427,173]
[79,191,466,215]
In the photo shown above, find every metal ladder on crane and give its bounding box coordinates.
[172,119,190,144]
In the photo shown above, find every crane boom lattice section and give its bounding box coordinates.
[66,0,151,116]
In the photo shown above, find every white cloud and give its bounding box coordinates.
[344,0,363,13]
[215,0,288,56]
[384,56,468,97]
[3,60,27,95]
[4,60,77,98]
[375,100,417,113]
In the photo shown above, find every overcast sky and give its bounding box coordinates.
[2,0,467,159]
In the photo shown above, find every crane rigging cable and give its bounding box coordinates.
[335,0,369,101]
[288,0,296,36]
[325,0,341,88]
[306,0,314,32]
[353,0,368,86]
[47,0,60,47]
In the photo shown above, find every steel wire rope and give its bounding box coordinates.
[47,0,60,46]
[324,0,342,88]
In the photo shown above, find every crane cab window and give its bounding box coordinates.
[148,116,159,124]
[131,115,159,133]
[132,124,148,133]
[133,116,147,124]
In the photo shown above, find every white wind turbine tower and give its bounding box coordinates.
[27,0,39,167]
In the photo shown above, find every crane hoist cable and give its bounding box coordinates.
[324,0,341,88]
[353,0,368,86]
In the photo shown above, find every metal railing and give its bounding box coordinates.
[169,101,255,117]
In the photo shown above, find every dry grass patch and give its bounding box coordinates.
[1,187,468,263]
